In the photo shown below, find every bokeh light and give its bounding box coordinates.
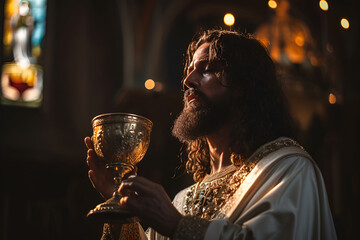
[341,18,350,29]
[326,44,333,53]
[224,13,235,26]
[295,35,305,47]
[144,79,155,90]
[329,93,337,104]
[154,81,163,92]
[319,0,329,11]
[268,0,277,9]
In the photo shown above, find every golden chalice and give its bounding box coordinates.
[87,113,153,222]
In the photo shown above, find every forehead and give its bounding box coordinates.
[192,42,210,62]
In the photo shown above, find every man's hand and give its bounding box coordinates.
[85,136,114,200]
[85,137,180,236]
[118,176,182,237]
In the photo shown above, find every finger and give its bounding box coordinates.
[119,196,144,215]
[119,194,168,224]
[87,148,97,158]
[88,170,97,189]
[87,153,96,169]
[118,183,139,199]
[119,176,160,196]
[84,136,94,149]
[88,169,110,191]
[89,170,113,199]
[87,149,101,169]
[88,169,108,189]
[121,175,155,186]
[119,196,129,208]
[87,149,108,171]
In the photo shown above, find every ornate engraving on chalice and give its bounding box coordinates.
[87,113,153,222]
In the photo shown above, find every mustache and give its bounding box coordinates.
[183,88,204,103]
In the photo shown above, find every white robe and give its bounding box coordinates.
[201,146,337,239]
[103,138,337,239]
[147,139,337,240]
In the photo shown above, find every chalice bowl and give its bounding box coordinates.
[87,113,153,222]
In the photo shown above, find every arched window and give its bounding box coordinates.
[1,0,47,107]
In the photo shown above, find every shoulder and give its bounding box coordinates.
[262,149,317,181]
[250,137,315,171]
[245,138,321,189]
[273,154,318,181]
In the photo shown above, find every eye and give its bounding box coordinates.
[201,64,214,75]
[201,70,210,76]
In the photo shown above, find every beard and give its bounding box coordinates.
[172,89,232,143]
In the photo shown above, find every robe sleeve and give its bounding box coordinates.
[172,215,210,240]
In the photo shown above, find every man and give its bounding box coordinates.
[85,29,337,239]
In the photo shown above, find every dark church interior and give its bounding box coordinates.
[0,0,359,239]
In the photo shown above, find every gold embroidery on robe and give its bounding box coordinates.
[183,138,303,220]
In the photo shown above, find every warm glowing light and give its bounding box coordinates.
[5,0,17,16]
[32,46,42,58]
[326,44,333,53]
[154,81,164,92]
[4,31,13,45]
[224,13,235,26]
[329,93,336,104]
[145,79,155,90]
[295,35,304,47]
[341,18,350,29]
[310,56,319,66]
[319,0,329,11]
[268,0,277,9]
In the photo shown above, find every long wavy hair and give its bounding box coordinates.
[179,29,294,182]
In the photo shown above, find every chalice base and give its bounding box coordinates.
[87,197,137,223]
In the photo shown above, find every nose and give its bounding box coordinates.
[183,69,199,90]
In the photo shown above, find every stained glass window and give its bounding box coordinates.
[1,0,47,107]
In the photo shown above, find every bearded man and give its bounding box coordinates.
[85,29,337,239]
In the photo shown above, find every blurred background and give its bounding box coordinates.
[0,0,358,239]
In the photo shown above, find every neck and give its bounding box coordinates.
[206,122,233,174]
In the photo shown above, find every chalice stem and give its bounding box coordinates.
[111,164,133,198]
[113,174,122,198]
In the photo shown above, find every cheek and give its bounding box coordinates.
[200,76,230,101]
[210,81,228,94]
[206,88,229,105]
[202,76,225,90]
